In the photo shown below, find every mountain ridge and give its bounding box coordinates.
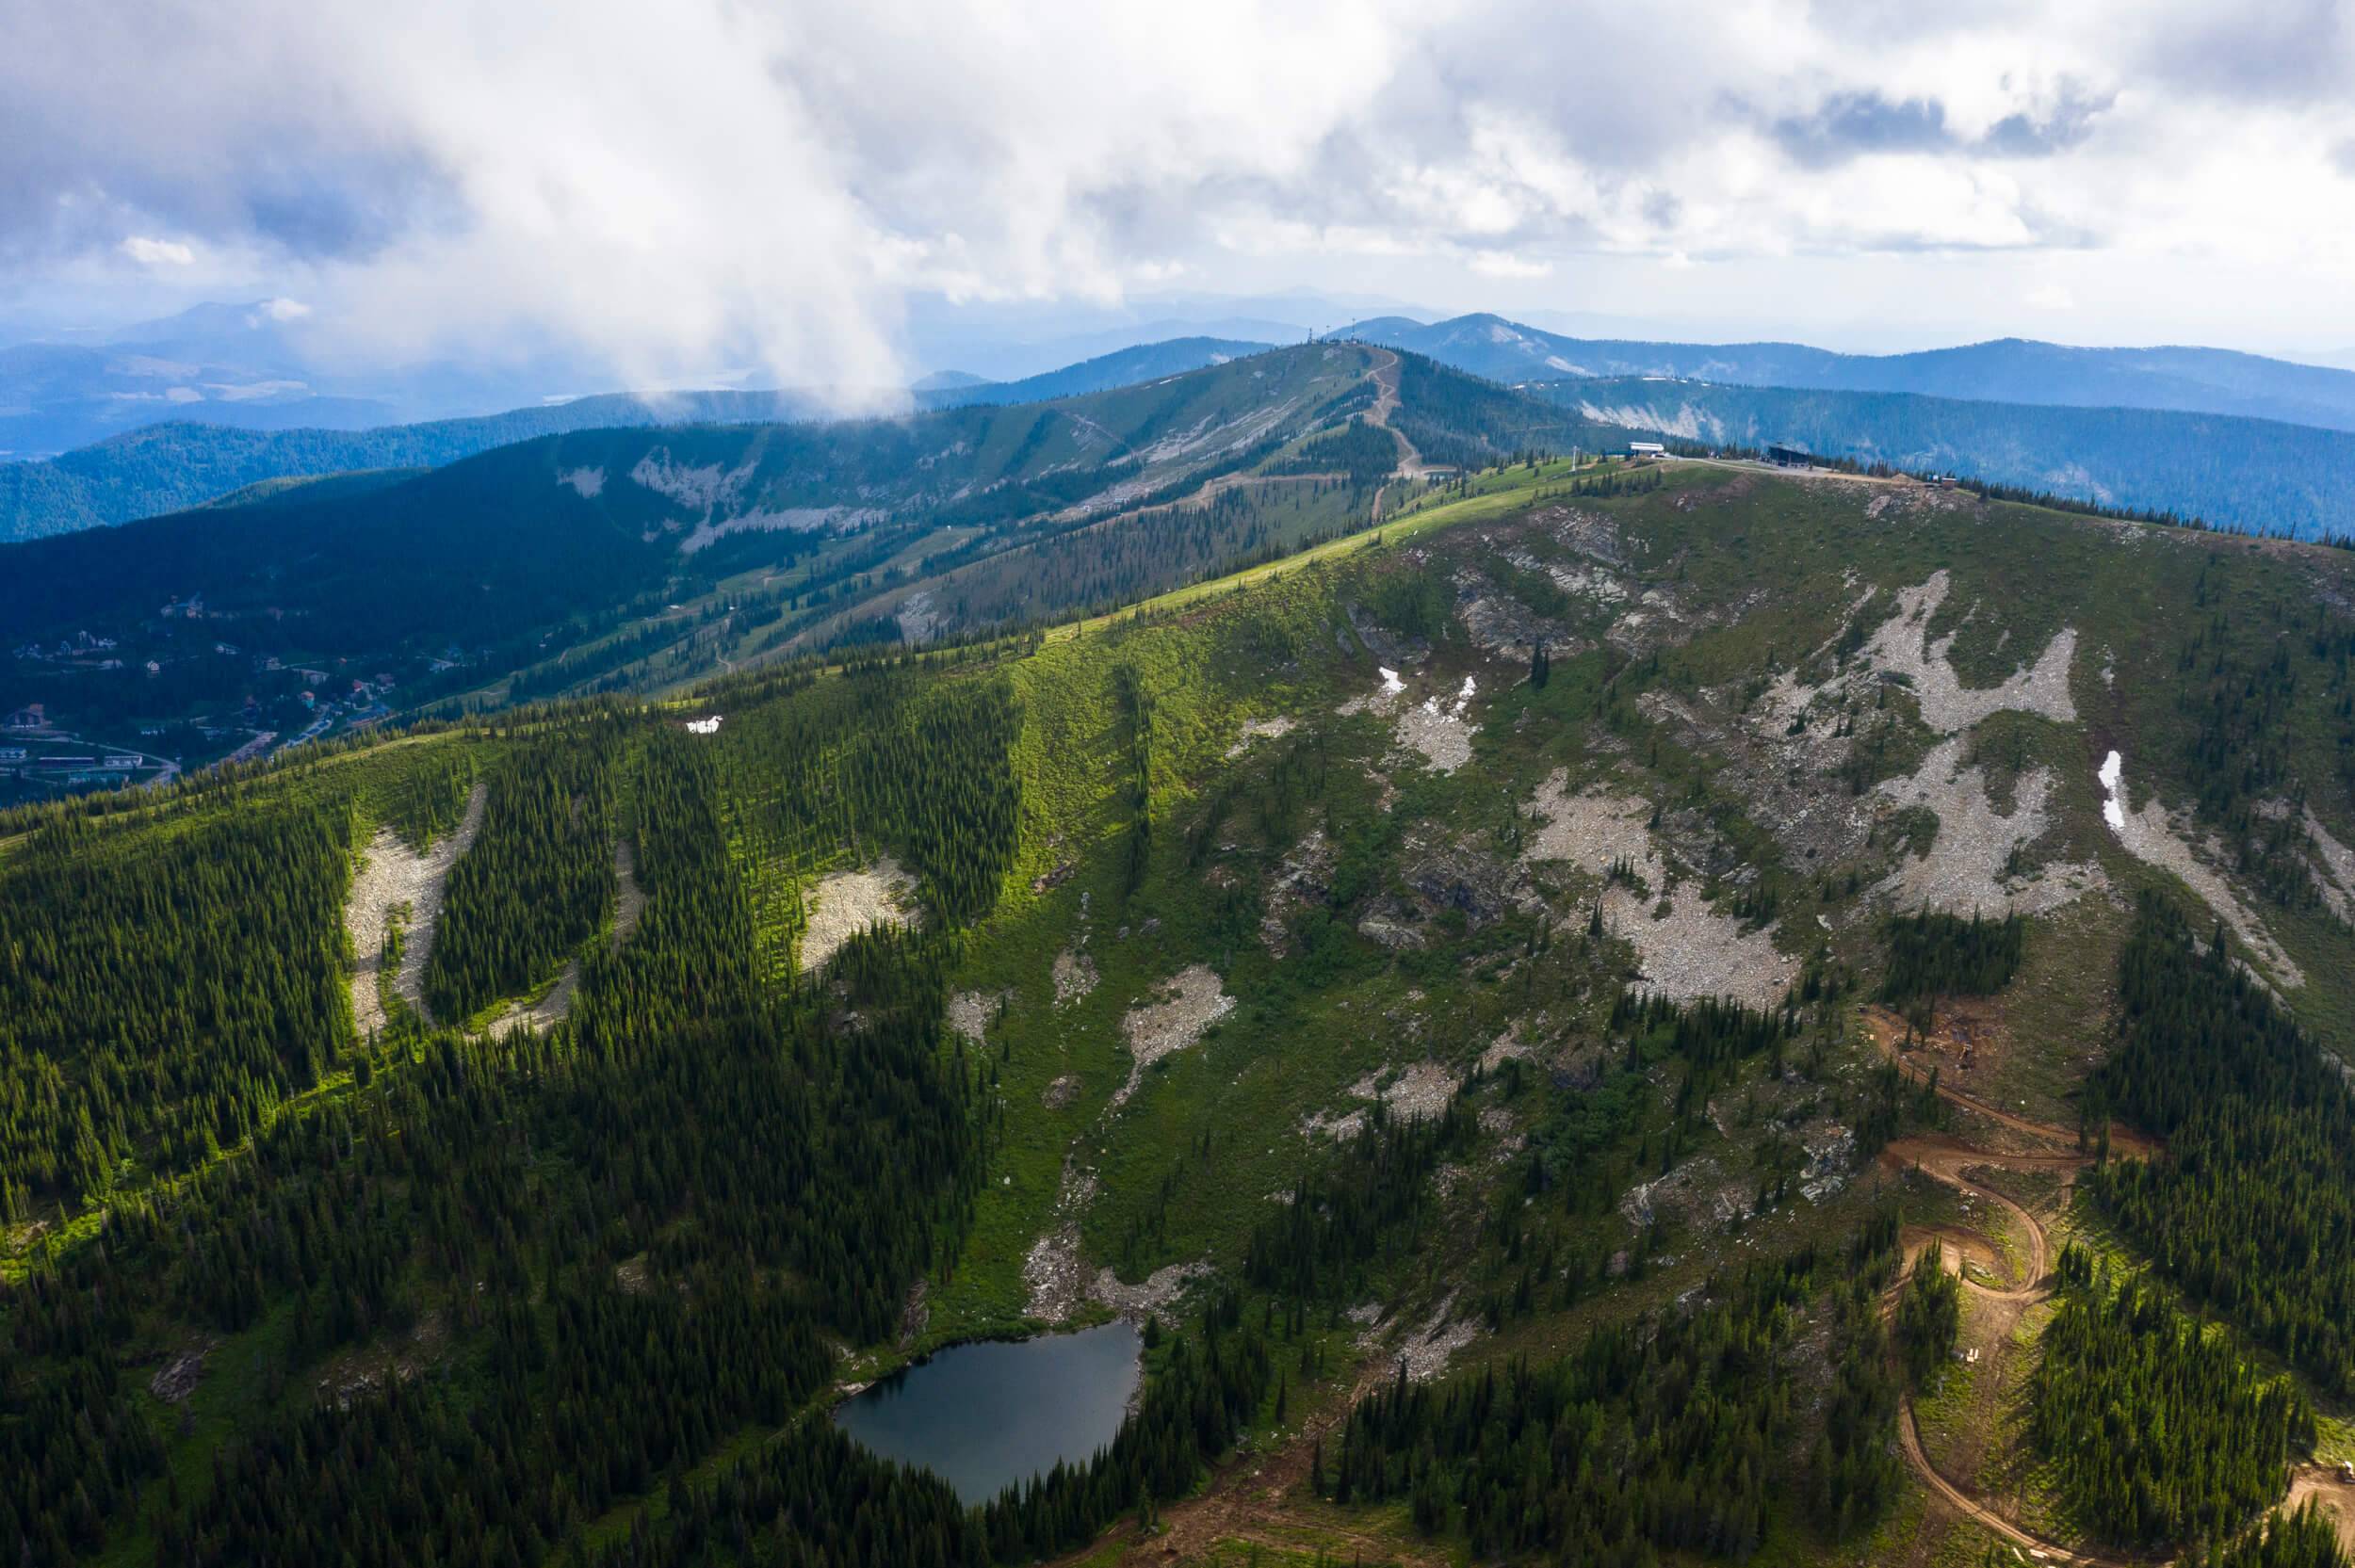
[1350,311,2355,432]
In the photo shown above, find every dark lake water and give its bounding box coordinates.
[834,1321,1142,1506]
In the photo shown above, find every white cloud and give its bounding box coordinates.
[1470,251,1553,279]
[6,0,2355,368]
[120,235,195,267]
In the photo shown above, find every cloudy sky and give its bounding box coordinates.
[4,0,2353,385]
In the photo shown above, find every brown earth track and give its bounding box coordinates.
[1862,1004,2161,1160]
[1880,1123,2153,1565]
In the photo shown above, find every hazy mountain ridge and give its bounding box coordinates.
[1354,312,2355,432]
[1547,376,2355,536]
[0,340,1274,542]
[3,343,1616,746]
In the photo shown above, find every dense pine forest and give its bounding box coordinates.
[426,730,617,1023]
[1876,911,2024,1007]
[2082,896,2355,1398]
[1327,1215,1905,1563]
[2034,1250,2314,1548]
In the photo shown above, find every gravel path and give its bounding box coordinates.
[346,781,488,1035]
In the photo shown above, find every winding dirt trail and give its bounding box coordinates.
[1879,1115,2143,1565]
[1868,993,2175,1565]
[1862,1004,2162,1159]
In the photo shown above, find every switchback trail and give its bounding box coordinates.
[1872,996,2167,1566]
[1879,1122,2146,1566]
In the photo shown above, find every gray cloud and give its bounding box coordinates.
[1774,92,1953,169]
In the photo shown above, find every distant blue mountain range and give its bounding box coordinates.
[1346,314,2355,434]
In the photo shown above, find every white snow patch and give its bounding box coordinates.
[2098,749,2124,830]
[686,715,722,736]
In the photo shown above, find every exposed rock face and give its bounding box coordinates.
[1862,571,2077,734]
[1874,736,2104,917]
[1520,771,1798,1008]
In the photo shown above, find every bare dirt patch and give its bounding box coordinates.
[346,779,488,1034]
[1113,964,1235,1107]
[799,858,920,975]
[1051,947,1097,1007]
[1225,715,1297,759]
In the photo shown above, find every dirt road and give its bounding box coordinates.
[1861,1004,2162,1159]
[1361,347,1445,523]
[1881,1118,2148,1564]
